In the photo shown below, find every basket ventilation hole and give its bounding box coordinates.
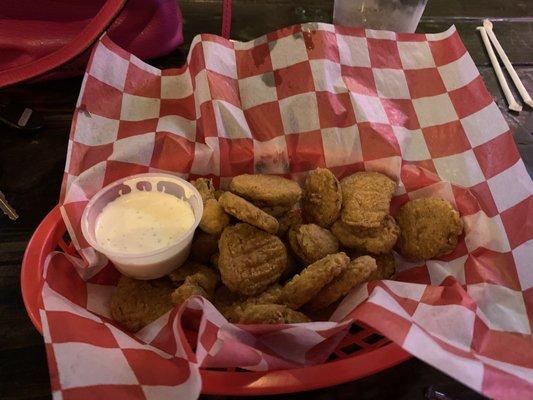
[363,333,383,345]
[341,343,362,355]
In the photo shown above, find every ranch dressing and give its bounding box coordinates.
[95,190,195,254]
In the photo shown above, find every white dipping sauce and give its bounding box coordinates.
[95,190,195,254]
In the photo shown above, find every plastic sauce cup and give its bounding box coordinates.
[81,173,203,279]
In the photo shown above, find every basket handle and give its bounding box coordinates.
[0,0,127,89]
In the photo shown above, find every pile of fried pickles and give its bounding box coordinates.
[111,169,463,332]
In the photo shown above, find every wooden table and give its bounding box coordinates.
[1,1,531,399]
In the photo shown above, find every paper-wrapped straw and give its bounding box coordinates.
[484,19,533,108]
[476,26,522,112]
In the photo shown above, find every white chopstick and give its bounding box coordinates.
[483,19,533,108]
[477,26,522,112]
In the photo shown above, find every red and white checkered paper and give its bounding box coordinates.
[41,23,533,399]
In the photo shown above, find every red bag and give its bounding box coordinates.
[0,0,183,88]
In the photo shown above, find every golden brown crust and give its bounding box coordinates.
[396,197,464,260]
[214,284,283,322]
[277,210,303,238]
[288,224,339,265]
[189,231,219,264]
[237,304,310,324]
[348,250,397,281]
[169,263,219,304]
[305,256,377,311]
[331,215,400,254]
[280,252,349,309]
[191,178,215,203]
[110,276,174,332]
[171,281,209,305]
[340,172,396,228]
[187,266,219,294]
[219,192,279,234]
[199,199,230,235]
[229,174,302,206]
[302,168,342,228]
[260,204,293,217]
[370,253,396,280]
[168,261,205,285]
[218,223,288,296]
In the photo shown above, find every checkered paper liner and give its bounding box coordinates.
[40,23,533,399]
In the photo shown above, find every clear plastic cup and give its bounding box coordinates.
[81,173,203,280]
[333,0,428,33]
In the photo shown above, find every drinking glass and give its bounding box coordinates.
[333,0,429,32]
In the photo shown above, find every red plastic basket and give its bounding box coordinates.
[21,206,411,395]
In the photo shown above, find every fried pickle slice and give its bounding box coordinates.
[331,215,399,254]
[218,223,287,296]
[214,284,283,322]
[288,224,339,265]
[110,276,174,332]
[348,250,397,281]
[277,210,303,238]
[171,281,209,305]
[229,174,302,206]
[219,192,279,234]
[168,261,204,284]
[237,304,310,324]
[191,178,215,203]
[340,172,395,228]
[302,168,342,228]
[169,263,219,305]
[305,256,377,311]
[396,197,463,260]
[199,198,230,235]
[260,204,293,217]
[280,252,349,309]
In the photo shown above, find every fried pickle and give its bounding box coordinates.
[331,215,399,254]
[191,177,215,203]
[348,250,397,281]
[169,263,219,304]
[302,168,342,228]
[280,252,349,309]
[260,204,293,217]
[396,197,463,260]
[277,210,303,238]
[168,261,205,284]
[340,172,395,228]
[237,304,310,324]
[171,281,209,305]
[229,174,302,206]
[219,192,279,234]
[218,223,287,296]
[199,198,230,235]
[110,276,174,332]
[214,284,283,322]
[305,256,377,311]
[288,224,339,265]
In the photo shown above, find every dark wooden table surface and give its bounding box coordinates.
[1,1,532,399]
